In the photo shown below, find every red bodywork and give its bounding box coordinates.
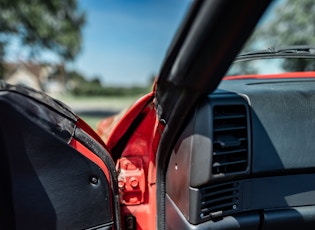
[97,90,164,229]
[224,71,315,80]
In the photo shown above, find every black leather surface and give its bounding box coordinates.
[0,86,114,229]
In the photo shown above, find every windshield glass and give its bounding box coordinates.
[226,58,315,76]
[226,0,315,77]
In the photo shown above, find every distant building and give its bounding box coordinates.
[3,62,66,96]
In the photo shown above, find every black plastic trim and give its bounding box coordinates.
[166,194,260,230]
[74,128,121,230]
[189,174,315,224]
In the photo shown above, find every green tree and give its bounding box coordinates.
[243,0,315,71]
[0,0,85,64]
[90,77,102,87]
[67,70,86,82]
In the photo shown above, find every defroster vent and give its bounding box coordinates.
[212,105,248,175]
[199,182,240,221]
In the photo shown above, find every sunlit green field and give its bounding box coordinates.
[79,115,107,130]
[54,95,140,130]
[55,95,139,111]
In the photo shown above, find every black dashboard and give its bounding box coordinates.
[166,78,315,229]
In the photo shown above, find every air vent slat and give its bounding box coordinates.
[202,187,236,197]
[199,182,240,221]
[213,138,246,145]
[213,159,247,167]
[201,201,237,212]
[214,114,246,120]
[213,126,246,132]
[201,194,238,207]
[212,104,249,175]
[213,148,247,156]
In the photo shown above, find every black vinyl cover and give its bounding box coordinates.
[219,79,315,174]
[0,82,118,229]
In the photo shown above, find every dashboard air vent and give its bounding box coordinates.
[212,105,248,175]
[199,182,240,220]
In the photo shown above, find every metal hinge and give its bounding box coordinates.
[116,157,145,205]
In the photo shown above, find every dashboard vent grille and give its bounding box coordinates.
[199,182,239,220]
[212,105,248,175]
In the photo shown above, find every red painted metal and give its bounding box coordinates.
[97,91,163,230]
[224,71,315,80]
[77,117,108,149]
[117,157,146,205]
[97,92,155,151]
[118,101,161,230]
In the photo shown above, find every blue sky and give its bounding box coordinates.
[72,0,191,86]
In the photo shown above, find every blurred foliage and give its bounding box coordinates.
[0,0,85,61]
[66,70,152,96]
[226,61,258,76]
[244,0,315,71]
[282,58,315,72]
[73,86,151,97]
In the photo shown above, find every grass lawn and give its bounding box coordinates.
[79,115,107,130]
[55,94,140,111]
[54,94,140,130]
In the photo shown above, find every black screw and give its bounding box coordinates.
[90,176,99,185]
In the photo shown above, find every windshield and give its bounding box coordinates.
[226,57,315,76]
[226,0,315,78]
